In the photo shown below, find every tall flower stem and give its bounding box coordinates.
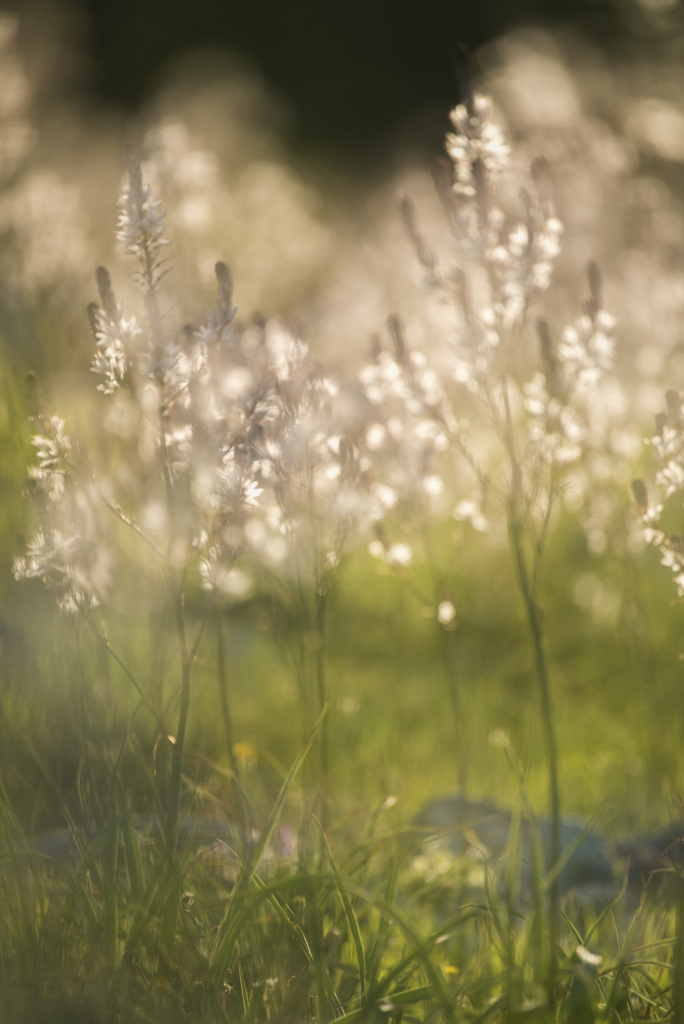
[168,585,191,839]
[216,611,238,779]
[502,378,560,1006]
[439,629,467,795]
[314,573,330,833]
[422,526,468,793]
[216,610,247,839]
[159,412,192,842]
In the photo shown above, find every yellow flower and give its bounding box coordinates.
[233,741,257,766]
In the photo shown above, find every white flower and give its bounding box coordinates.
[116,147,168,255]
[91,306,141,393]
[422,475,444,498]
[368,539,385,559]
[446,95,511,197]
[437,600,456,625]
[372,483,398,511]
[453,495,489,533]
[386,542,413,566]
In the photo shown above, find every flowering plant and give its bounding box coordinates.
[355,55,618,994]
[14,141,364,834]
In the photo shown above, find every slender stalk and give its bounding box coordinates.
[158,426,191,842]
[102,498,167,560]
[314,580,330,832]
[423,525,467,794]
[507,507,560,1004]
[500,374,560,1007]
[216,611,237,775]
[156,373,193,842]
[440,628,467,795]
[168,588,191,838]
[216,609,248,841]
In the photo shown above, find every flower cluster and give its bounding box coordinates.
[523,265,616,468]
[633,390,684,596]
[13,414,110,612]
[17,144,363,614]
[14,76,621,639]
[361,83,615,556]
[358,315,457,565]
[116,142,168,258]
[424,90,563,343]
[195,314,361,596]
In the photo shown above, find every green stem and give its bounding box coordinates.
[315,582,330,832]
[168,589,191,839]
[442,630,467,796]
[216,611,247,839]
[423,525,467,794]
[500,375,560,1008]
[508,502,560,1007]
[216,611,237,778]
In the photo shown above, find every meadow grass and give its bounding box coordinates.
[1,55,684,1024]
[1,466,684,1022]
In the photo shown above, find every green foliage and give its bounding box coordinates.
[1,342,684,1022]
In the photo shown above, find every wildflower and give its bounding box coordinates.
[387,70,619,932]
[89,266,141,393]
[27,414,72,503]
[358,316,456,527]
[116,142,168,257]
[14,417,111,613]
[633,390,684,596]
[446,94,511,199]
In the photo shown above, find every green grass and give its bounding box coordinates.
[2,351,684,1022]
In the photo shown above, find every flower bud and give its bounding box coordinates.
[454,45,477,119]
[215,260,233,311]
[387,314,407,363]
[583,260,603,320]
[96,266,117,321]
[531,155,552,205]
[123,141,143,195]
[631,479,649,514]
[537,318,565,398]
[431,157,456,214]
[87,302,99,340]
[666,388,682,425]
[24,371,41,418]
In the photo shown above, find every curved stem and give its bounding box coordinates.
[84,614,167,734]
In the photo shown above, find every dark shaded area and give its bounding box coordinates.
[43,0,627,157]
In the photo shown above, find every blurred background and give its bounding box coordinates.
[3,0,684,841]
[8,0,678,165]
